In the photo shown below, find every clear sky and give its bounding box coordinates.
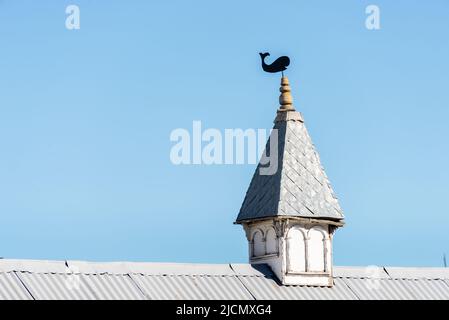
[0,0,448,267]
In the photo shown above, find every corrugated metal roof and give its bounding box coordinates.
[236,275,357,300]
[16,272,97,300]
[333,266,390,278]
[384,267,449,279]
[397,278,449,300]
[80,274,146,300]
[1,259,449,300]
[130,274,253,300]
[66,260,236,276]
[0,272,33,300]
[339,277,416,300]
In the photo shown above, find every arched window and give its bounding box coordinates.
[252,230,265,257]
[286,226,306,272]
[265,228,278,254]
[308,226,326,272]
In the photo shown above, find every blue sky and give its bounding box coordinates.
[0,0,448,267]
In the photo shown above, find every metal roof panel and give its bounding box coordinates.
[384,267,449,279]
[130,274,252,300]
[15,272,97,300]
[340,278,416,300]
[334,266,390,279]
[1,260,449,300]
[0,272,33,300]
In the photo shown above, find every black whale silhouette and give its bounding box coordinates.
[259,52,290,73]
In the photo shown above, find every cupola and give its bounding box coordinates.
[235,77,344,287]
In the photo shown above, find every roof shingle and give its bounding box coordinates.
[236,110,344,222]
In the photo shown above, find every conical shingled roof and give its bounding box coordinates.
[236,77,344,223]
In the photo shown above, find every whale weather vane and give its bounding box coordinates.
[259,52,290,76]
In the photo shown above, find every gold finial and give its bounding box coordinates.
[278,76,295,111]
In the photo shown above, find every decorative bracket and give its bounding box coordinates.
[274,219,289,239]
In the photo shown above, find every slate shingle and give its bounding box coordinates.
[236,110,344,222]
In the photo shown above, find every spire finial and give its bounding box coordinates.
[278,76,295,111]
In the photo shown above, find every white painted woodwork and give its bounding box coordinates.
[243,220,335,287]
[252,230,265,257]
[308,226,326,272]
[286,226,306,272]
[265,228,278,255]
